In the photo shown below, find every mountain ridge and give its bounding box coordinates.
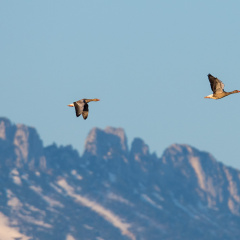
[0,117,240,240]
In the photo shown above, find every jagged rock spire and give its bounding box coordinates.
[83,127,128,160]
[0,118,46,169]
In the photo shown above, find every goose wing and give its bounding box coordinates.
[208,74,225,94]
[73,101,84,117]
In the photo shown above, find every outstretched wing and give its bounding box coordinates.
[73,101,84,117]
[208,74,225,94]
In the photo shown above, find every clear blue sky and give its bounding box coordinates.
[1,1,240,169]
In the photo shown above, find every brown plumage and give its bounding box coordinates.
[204,74,240,99]
[68,98,100,119]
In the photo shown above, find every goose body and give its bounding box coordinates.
[68,98,100,119]
[205,74,240,99]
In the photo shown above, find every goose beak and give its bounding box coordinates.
[68,104,74,107]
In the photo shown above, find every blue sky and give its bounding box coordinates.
[1,1,240,169]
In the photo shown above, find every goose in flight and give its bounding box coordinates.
[205,74,240,99]
[68,98,100,119]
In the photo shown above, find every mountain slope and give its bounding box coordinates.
[0,117,240,240]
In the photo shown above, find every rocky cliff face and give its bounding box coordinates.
[83,127,128,159]
[161,144,240,215]
[0,117,46,169]
[0,118,240,240]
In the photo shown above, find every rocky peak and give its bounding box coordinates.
[161,143,215,168]
[0,117,9,140]
[0,118,45,169]
[130,138,150,161]
[161,143,217,181]
[14,124,45,167]
[83,127,128,160]
[160,144,240,214]
[127,137,157,176]
[0,117,16,141]
[104,127,128,152]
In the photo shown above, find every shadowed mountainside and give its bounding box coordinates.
[0,117,240,240]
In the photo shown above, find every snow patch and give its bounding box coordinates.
[10,169,22,185]
[152,192,164,202]
[84,224,93,230]
[42,195,64,208]
[141,194,162,210]
[25,203,45,215]
[50,183,63,194]
[10,169,19,175]
[21,174,28,180]
[19,214,52,228]
[108,193,133,206]
[71,169,83,180]
[0,212,30,240]
[12,175,22,185]
[7,190,23,210]
[30,185,42,194]
[58,179,136,240]
[171,195,196,218]
[66,234,75,240]
[8,197,22,210]
[30,185,63,208]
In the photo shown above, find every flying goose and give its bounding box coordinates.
[205,74,240,99]
[68,98,100,119]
